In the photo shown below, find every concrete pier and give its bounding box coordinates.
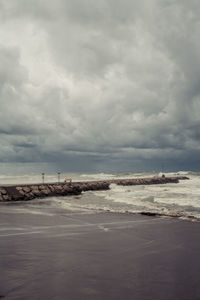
[0,176,189,202]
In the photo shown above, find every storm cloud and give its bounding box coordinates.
[0,0,200,172]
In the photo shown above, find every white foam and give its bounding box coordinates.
[86,174,200,219]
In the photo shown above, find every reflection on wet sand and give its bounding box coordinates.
[0,206,200,300]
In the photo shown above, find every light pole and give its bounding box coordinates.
[42,173,45,184]
[57,172,61,183]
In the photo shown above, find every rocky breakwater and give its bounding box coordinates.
[0,183,82,202]
[0,176,189,202]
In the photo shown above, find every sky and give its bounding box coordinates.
[0,0,200,173]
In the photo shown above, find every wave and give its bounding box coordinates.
[76,178,200,222]
[80,173,116,180]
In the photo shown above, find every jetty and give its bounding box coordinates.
[0,176,189,202]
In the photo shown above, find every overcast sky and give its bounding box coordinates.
[0,0,200,173]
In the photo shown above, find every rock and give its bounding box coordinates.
[48,185,55,192]
[81,184,88,191]
[19,190,25,196]
[72,186,82,195]
[0,188,7,195]
[177,176,189,180]
[141,212,158,217]
[30,185,39,189]
[3,195,10,201]
[63,187,73,194]
[41,189,51,195]
[38,185,46,190]
[28,192,35,199]
[54,185,63,193]
[16,186,23,191]
[42,190,49,195]
[63,184,73,191]
[23,187,31,193]
[31,189,41,196]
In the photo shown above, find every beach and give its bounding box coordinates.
[0,206,200,300]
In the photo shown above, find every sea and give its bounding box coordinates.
[1,171,200,221]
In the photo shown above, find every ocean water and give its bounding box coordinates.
[1,171,200,221]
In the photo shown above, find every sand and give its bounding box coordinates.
[0,209,200,300]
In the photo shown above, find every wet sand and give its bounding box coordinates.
[0,209,200,300]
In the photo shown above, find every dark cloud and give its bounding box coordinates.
[0,0,200,172]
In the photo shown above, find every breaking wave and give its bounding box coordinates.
[51,173,200,222]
